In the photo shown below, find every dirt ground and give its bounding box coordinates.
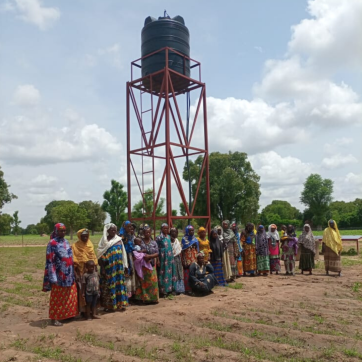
[1,247,362,362]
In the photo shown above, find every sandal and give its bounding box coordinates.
[51,320,63,327]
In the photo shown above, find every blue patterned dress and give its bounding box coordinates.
[156,233,176,295]
[100,242,128,309]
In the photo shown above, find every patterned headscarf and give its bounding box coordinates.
[323,220,342,255]
[298,224,315,254]
[119,220,131,237]
[222,220,236,246]
[256,225,269,256]
[50,223,66,239]
[267,224,280,246]
[181,225,199,251]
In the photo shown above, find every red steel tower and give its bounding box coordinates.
[126,47,210,233]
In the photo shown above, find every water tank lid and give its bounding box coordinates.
[143,15,185,27]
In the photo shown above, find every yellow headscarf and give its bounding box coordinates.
[197,227,212,256]
[71,228,98,274]
[323,220,343,255]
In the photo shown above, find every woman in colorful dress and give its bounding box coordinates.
[135,226,159,303]
[189,252,218,295]
[255,225,270,276]
[222,220,239,281]
[42,223,78,326]
[170,227,185,294]
[97,223,128,311]
[197,227,212,262]
[209,229,225,286]
[155,223,176,296]
[232,223,243,277]
[280,224,298,276]
[119,220,136,298]
[267,224,281,274]
[181,225,199,294]
[241,223,257,276]
[322,219,342,276]
[298,224,315,275]
[72,228,98,315]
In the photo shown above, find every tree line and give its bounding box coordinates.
[0,158,361,237]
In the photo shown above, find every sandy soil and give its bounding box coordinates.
[1,258,362,362]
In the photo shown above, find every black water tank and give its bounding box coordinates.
[141,15,190,92]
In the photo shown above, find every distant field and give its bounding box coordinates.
[0,234,102,246]
[1,229,361,247]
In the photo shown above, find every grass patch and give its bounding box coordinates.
[343,348,362,359]
[352,282,362,293]
[245,329,305,348]
[171,341,192,361]
[11,338,83,362]
[76,330,159,360]
[202,321,232,332]
[226,282,243,289]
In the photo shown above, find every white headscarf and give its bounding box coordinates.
[97,223,123,259]
[267,224,280,241]
[171,238,182,257]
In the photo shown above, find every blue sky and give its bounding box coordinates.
[1,0,361,226]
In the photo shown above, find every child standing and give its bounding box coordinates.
[133,238,153,280]
[82,260,100,320]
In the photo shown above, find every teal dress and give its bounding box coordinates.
[156,233,176,295]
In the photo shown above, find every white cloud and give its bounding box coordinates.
[13,84,40,107]
[288,0,362,71]
[1,88,122,165]
[97,43,122,69]
[195,97,307,155]
[334,172,362,201]
[322,153,358,169]
[254,46,263,53]
[24,174,67,206]
[249,151,314,210]
[12,0,60,30]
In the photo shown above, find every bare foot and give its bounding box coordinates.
[92,315,100,319]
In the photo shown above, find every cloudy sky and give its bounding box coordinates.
[1,0,361,226]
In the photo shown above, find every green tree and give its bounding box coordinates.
[300,174,333,229]
[42,200,71,232]
[0,166,17,212]
[328,198,362,228]
[11,211,21,235]
[25,224,38,234]
[132,188,165,229]
[183,151,260,224]
[0,213,13,235]
[51,201,89,240]
[260,200,302,228]
[79,200,107,235]
[102,180,127,227]
[36,222,49,235]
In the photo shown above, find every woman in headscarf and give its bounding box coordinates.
[222,220,239,281]
[281,224,298,276]
[189,252,218,295]
[72,228,98,315]
[135,226,159,303]
[97,223,128,311]
[181,225,199,294]
[42,223,77,326]
[119,220,136,298]
[255,225,270,276]
[241,223,257,276]
[209,229,225,286]
[197,227,212,262]
[216,225,231,281]
[170,227,185,294]
[155,223,176,296]
[322,220,342,276]
[298,224,315,275]
[232,223,243,277]
[267,224,281,275]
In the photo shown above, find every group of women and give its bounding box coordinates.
[42,219,343,326]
